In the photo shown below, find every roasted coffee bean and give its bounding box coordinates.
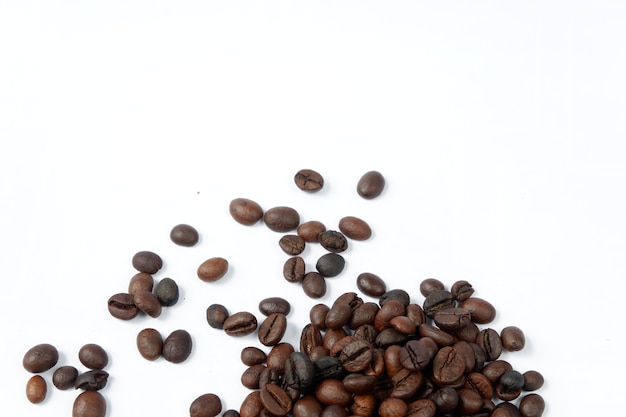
[310,303,330,329]
[292,395,324,417]
[241,364,266,389]
[406,303,426,326]
[322,327,349,352]
[261,383,293,416]
[430,387,459,413]
[302,272,327,298]
[400,339,436,371]
[461,297,497,324]
[258,312,287,346]
[499,370,525,392]
[136,328,163,360]
[389,315,417,335]
[383,344,404,377]
[52,365,79,390]
[481,360,513,384]
[284,351,316,390]
[455,320,480,343]
[300,323,323,356]
[432,346,465,386]
[72,390,106,417]
[75,370,109,391]
[450,280,474,301]
[315,379,351,406]
[333,292,364,311]
[294,169,324,192]
[349,302,380,330]
[492,401,522,417]
[356,170,385,199]
[325,303,352,330]
[418,323,456,347]
[519,393,545,417]
[318,230,348,253]
[78,343,108,370]
[266,342,295,373]
[406,398,436,417]
[190,393,223,417]
[433,307,471,332]
[329,335,356,358]
[338,216,372,241]
[206,304,230,329]
[523,370,544,391]
[374,300,405,331]
[197,257,229,282]
[283,256,306,282]
[313,355,344,381]
[155,277,179,306]
[132,250,163,274]
[241,346,267,366]
[390,367,423,400]
[376,328,409,349]
[258,366,283,390]
[457,388,484,415]
[162,329,192,363]
[501,325,526,351]
[476,328,503,361]
[23,343,59,373]
[297,220,327,242]
[419,278,445,297]
[240,391,264,417]
[350,394,376,417]
[339,339,373,372]
[224,311,258,337]
[223,410,241,417]
[134,290,162,318]
[259,297,291,316]
[465,372,494,399]
[423,290,455,318]
[229,198,264,226]
[378,397,407,417]
[320,404,349,417]
[379,289,410,307]
[279,234,306,255]
[264,206,300,232]
[169,223,199,246]
[342,373,377,394]
[26,375,47,404]
[356,272,387,297]
[128,272,154,295]
[107,292,139,320]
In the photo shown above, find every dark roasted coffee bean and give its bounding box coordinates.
[258,366,283,390]
[457,388,484,415]
[400,339,435,371]
[455,320,480,343]
[300,323,323,356]
[382,344,404,377]
[136,328,163,360]
[349,302,380,330]
[329,335,356,358]
[241,364,266,389]
[499,370,525,392]
[418,323,456,347]
[481,360,513,384]
[350,394,376,417]
[476,328,503,361]
[134,290,162,318]
[318,230,348,253]
[325,303,352,330]
[259,297,291,316]
[285,351,316,390]
[170,223,199,246]
[261,383,293,416]
[73,390,106,417]
[389,315,417,335]
[293,395,324,417]
[419,278,445,297]
[523,370,544,391]
[378,397,407,417]
[162,329,192,363]
[258,312,287,346]
[374,300,405,331]
[241,346,267,366]
[338,216,372,241]
[356,170,385,199]
[310,303,330,329]
[315,379,351,406]
[406,398,436,417]
[266,342,295,373]
[501,325,526,351]
[423,290,455,318]
[23,343,59,373]
[229,198,264,226]
[465,372,494,399]
[461,297,497,324]
[433,307,471,332]
[283,256,306,282]
[320,404,348,417]
[75,370,109,391]
[128,272,154,295]
[390,367,423,400]
[406,303,426,326]
[295,169,324,192]
[339,339,373,372]
[206,304,229,329]
[26,375,47,404]
[264,206,300,232]
[356,272,387,297]
[519,393,545,417]
[453,340,476,374]
[313,355,344,381]
[432,346,465,386]
[379,289,410,307]
[132,250,163,274]
[279,234,306,255]
[224,311,258,337]
[430,387,459,413]
[223,410,241,417]
[155,277,179,306]
[197,257,229,282]
[53,365,79,390]
[342,373,377,394]
[297,220,327,242]
[107,292,139,320]
[79,343,108,370]
[190,393,223,417]
[353,324,378,344]
[333,292,364,311]
[240,391,264,417]
[451,280,474,301]
[303,272,327,298]
[491,401,522,417]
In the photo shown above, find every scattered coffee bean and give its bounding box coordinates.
[279,234,306,255]
[206,304,230,329]
[450,280,474,301]
[258,297,291,316]
[136,328,163,360]
[297,220,327,242]
[258,312,288,346]
[302,272,327,298]
[107,292,139,320]
[169,223,199,246]
[318,230,348,253]
[78,343,108,370]
[460,297,497,324]
[26,375,47,404]
[197,257,229,282]
[128,272,154,295]
[294,169,324,192]
[52,365,79,390]
[315,253,345,277]
[241,346,267,366]
[162,329,192,363]
[356,272,387,297]
[190,393,222,417]
[230,198,264,226]
[501,325,526,352]
[263,206,300,232]
[523,370,545,391]
[72,390,106,417]
[223,311,258,337]
[519,393,545,417]
[283,256,306,282]
[419,278,445,297]
[155,277,179,306]
[74,370,109,391]
[23,343,59,373]
[338,216,372,241]
[131,250,163,274]
[133,290,162,318]
[356,170,385,199]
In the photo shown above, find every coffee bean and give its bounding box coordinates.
[283,256,306,282]
[374,299,405,331]
[400,339,435,371]
[523,370,544,391]
[450,280,474,301]
[241,346,267,366]
[131,250,163,274]
[461,297,497,324]
[206,304,229,329]
[457,387,484,415]
[78,343,108,370]
[26,375,47,404]
[342,373,377,394]
[23,343,59,373]
[423,290,455,318]
[229,198,264,226]
[302,272,327,298]
[241,364,266,389]
[390,367,423,400]
[223,410,241,417]
[134,290,162,318]
[107,292,139,320]
[379,289,410,307]
[284,351,315,390]
[465,372,494,399]
[430,387,459,413]
[418,323,456,347]
[162,329,192,363]
[261,383,293,416]
[292,395,324,417]
[315,379,351,406]
[339,339,373,373]
[155,277,179,306]
[501,325,526,351]
[300,323,323,356]
[136,328,163,360]
[169,223,199,246]
[264,206,300,232]
[432,346,465,386]
[492,401,521,417]
[128,272,154,295]
[338,216,372,241]
[297,220,327,242]
[190,393,222,417]
[349,302,380,330]
[52,365,79,390]
[419,278,445,297]
[240,391,263,417]
[258,312,288,346]
[318,230,348,253]
[389,315,417,335]
[197,257,229,282]
[481,360,513,384]
[294,169,324,192]
[356,170,385,199]
[519,393,545,417]
[74,370,109,391]
[356,272,387,298]
[325,302,353,330]
[406,398,436,417]
[378,397,407,417]
[266,342,295,373]
[259,297,291,316]
[72,390,106,417]
[476,328,503,361]
[433,307,472,332]
[223,311,258,336]
[315,253,345,277]
[309,303,330,329]
[279,234,306,255]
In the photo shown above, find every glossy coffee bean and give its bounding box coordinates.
[240,391,263,417]
[229,198,264,226]
[406,398,436,417]
[261,384,293,416]
[197,257,229,282]
[523,370,545,391]
[423,290,455,318]
[26,375,47,404]
[325,302,352,330]
[279,234,306,255]
[303,272,327,298]
[190,393,222,417]
[433,307,471,332]
[338,216,372,241]
[461,297,497,324]
[72,390,106,417]
[356,272,387,297]
[450,280,474,301]
[259,297,291,316]
[107,292,139,320]
[379,289,410,307]
[315,253,345,277]
[74,370,109,391]
[294,169,324,192]
[390,367,423,400]
[315,379,351,406]
[283,256,306,282]
[136,328,163,360]
[241,346,267,366]
[378,398,407,417]
[432,346,465,386]
[134,290,162,318]
[52,365,79,390]
[266,343,295,373]
[206,304,230,329]
[297,220,327,242]
[419,278,445,297]
[501,325,526,351]
[430,387,459,413]
[223,311,258,336]
[155,277,179,306]
[79,343,108,370]
[131,250,163,274]
[400,339,435,371]
[223,409,241,417]
[23,343,59,373]
[128,272,154,295]
[318,230,348,253]
[349,302,379,330]
[258,312,288,346]
[300,323,323,356]
[476,328,503,361]
[284,351,316,390]
[162,329,192,363]
[519,393,545,417]
[356,170,385,199]
[293,395,324,417]
[264,206,300,232]
[339,339,373,373]
[169,223,199,246]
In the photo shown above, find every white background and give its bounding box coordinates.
[1,1,625,416]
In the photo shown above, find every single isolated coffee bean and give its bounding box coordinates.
[23,343,59,373]
[283,256,306,282]
[523,370,545,391]
[302,272,327,299]
[131,250,163,274]
[197,257,229,282]
[338,216,372,241]
[356,272,387,297]
[223,311,258,336]
[419,278,445,297]
[356,170,385,199]
[229,198,264,226]
[501,325,526,351]
[190,393,223,417]
[318,230,348,253]
[72,390,106,417]
[162,329,193,363]
[315,253,345,277]
[52,365,79,390]
[26,375,47,404]
[279,234,306,255]
[170,223,199,246]
[206,304,230,329]
[136,328,164,361]
[241,346,267,366]
[519,393,545,417]
[78,343,109,370]
[155,277,179,307]
[294,169,324,192]
[461,297,497,324]
[259,297,291,316]
[297,220,327,242]
[264,206,300,233]
[107,292,139,320]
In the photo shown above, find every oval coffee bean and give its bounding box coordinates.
[206,304,229,329]
[26,375,47,404]
[261,383,293,417]
[283,256,306,282]
[169,223,199,246]
[294,169,324,192]
[264,206,300,232]
[451,280,474,301]
[131,250,163,274]
[259,297,291,316]
[258,312,288,346]
[318,230,348,253]
[461,297,497,324]
[284,351,315,390]
[419,278,445,297]
[162,329,193,363]
[519,393,545,417]
[476,328,503,361]
[136,328,163,360]
[23,343,59,373]
[197,257,229,282]
[107,292,139,320]
[501,325,526,351]
[52,365,79,390]
[223,311,258,336]
[356,170,385,199]
[523,370,545,391]
[338,216,372,241]
[229,198,264,226]
[431,346,466,386]
[423,290,455,318]
[356,272,387,297]
[302,272,327,299]
[128,272,154,295]
[297,220,326,242]
[241,346,267,366]
[240,391,263,417]
[339,339,373,373]
[315,379,351,406]
[155,277,179,306]
[72,390,106,417]
[190,393,223,417]
[433,307,471,332]
[279,234,306,255]
[79,343,108,370]
[315,253,345,277]
[134,290,162,318]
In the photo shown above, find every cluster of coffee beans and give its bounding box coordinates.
[22,342,110,417]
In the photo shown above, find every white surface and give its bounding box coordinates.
[1,1,625,416]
